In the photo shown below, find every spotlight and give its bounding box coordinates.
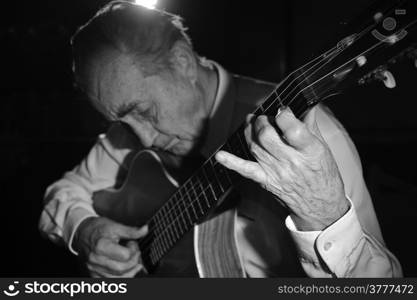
[134,0,158,9]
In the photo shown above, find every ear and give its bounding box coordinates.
[169,40,198,84]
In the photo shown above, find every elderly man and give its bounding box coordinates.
[39,1,402,278]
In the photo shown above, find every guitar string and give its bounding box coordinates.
[138,16,417,261]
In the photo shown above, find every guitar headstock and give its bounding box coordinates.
[291,0,417,108]
[260,0,416,119]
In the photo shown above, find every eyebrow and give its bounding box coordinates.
[115,102,138,119]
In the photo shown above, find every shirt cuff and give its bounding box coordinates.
[285,196,364,275]
[63,206,98,256]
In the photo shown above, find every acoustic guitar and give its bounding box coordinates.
[92,0,417,277]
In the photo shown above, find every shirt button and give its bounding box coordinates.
[324,242,332,251]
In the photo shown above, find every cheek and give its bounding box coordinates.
[154,77,206,137]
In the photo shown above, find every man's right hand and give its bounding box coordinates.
[72,216,148,278]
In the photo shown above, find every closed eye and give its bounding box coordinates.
[134,104,158,124]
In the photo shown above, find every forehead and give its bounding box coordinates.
[81,49,148,119]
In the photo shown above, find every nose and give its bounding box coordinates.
[123,117,157,148]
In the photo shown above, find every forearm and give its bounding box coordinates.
[39,123,135,253]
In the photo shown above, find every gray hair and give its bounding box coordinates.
[71,0,192,84]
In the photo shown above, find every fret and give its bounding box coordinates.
[192,173,204,194]
[155,208,168,242]
[178,202,190,232]
[149,245,157,264]
[176,213,184,235]
[151,238,163,262]
[153,228,167,255]
[237,129,251,160]
[176,192,193,228]
[201,187,211,209]
[198,169,216,208]
[147,219,163,260]
[203,161,222,198]
[187,179,204,216]
[154,209,167,236]
[179,186,198,222]
[162,201,178,241]
[261,90,279,112]
[221,141,233,156]
[190,175,210,212]
[254,105,265,115]
[213,163,232,192]
[170,197,185,236]
[226,133,247,160]
[208,158,226,193]
[158,230,172,252]
[160,202,171,231]
[264,96,280,115]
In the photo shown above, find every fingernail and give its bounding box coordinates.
[246,114,255,122]
[142,225,149,233]
[276,106,293,118]
[276,106,287,117]
[215,152,225,162]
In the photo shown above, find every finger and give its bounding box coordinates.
[304,106,320,133]
[243,114,256,148]
[87,264,118,278]
[245,113,256,125]
[88,261,142,278]
[89,251,141,277]
[96,238,138,262]
[119,264,145,278]
[252,115,291,158]
[90,271,103,278]
[112,223,149,240]
[275,107,315,151]
[126,240,149,274]
[215,151,266,183]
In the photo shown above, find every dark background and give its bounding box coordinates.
[1,0,416,276]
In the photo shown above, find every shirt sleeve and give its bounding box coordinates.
[38,123,141,255]
[284,105,403,277]
[285,197,402,277]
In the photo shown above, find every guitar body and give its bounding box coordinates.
[92,150,245,277]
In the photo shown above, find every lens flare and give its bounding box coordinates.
[134,0,158,9]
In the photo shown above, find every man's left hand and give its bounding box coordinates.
[215,107,349,231]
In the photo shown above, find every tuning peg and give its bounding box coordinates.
[374,69,396,88]
[381,70,397,88]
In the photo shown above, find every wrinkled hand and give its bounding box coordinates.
[215,107,349,231]
[73,216,148,277]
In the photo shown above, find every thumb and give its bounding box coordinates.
[113,223,148,240]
